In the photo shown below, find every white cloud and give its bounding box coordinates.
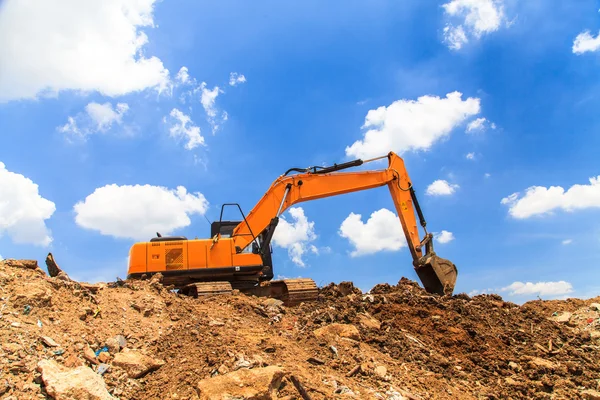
[176,67,190,84]
[466,152,475,160]
[0,0,169,102]
[501,281,573,297]
[442,0,507,50]
[443,25,469,50]
[345,91,481,159]
[0,162,55,246]
[466,117,488,133]
[73,184,209,241]
[562,239,573,245]
[272,207,317,267]
[86,102,129,131]
[58,101,129,139]
[338,208,406,256]
[166,108,205,150]
[573,30,600,54]
[484,173,491,178]
[229,72,247,86]
[197,82,227,133]
[435,230,455,244]
[0,254,3,261]
[426,180,459,196]
[501,176,600,219]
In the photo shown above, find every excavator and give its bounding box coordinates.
[126,151,458,305]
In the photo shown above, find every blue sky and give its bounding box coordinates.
[2,0,600,303]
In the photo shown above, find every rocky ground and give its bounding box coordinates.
[0,257,599,400]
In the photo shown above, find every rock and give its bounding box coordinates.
[529,357,556,370]
[97,352,111,363]
[84,347,99,365]
[338,281,361,296]
[374,365,387,378]
[357,313,381,330]
[582,389,600,400]
[590,330,600,339]
[313,323,361,341]
[37,359,113,400]
[589,303,600,311]
[115,335,127,349]
[105,337,120,353]
[217,364,229,375]
[3,259,39,270]
[112,348,165,378]
[45,253,63,278]
[262,298,284,308]
[196,366,284,400]
[149,273,163,286]
[508,361,521,371]
[40,336,59,347]
[550,311,572,323]
[0,380,10,396]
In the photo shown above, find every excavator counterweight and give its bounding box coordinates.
[126,151,458,303]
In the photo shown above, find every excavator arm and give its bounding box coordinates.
[230,151,458,295]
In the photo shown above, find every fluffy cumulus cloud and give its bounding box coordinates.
[435,230,455,244]
[272,207,317,267]
[166,108,205,150]
[442,0,507,50]
[229,72,247,86]
[58,102,129,139]
[426,180,459,196]
[501,176,600,219]
[573,30,600,54]
[338,208,406,256]
[0,162,55,246]
[466,152,475,160]
[0,0,169,102]
[73,184,209,241]
[501,281,573,297]
[346,92,480,159]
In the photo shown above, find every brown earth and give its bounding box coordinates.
[0,258,599,400]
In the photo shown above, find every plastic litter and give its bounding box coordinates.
[95,346,109,357]
[97,363,109,375]
[23,305,31,315]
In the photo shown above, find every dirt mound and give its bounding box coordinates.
[0,258,599,400]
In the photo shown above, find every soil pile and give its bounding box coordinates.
[0,258,599,400]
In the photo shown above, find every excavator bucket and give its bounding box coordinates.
[415,254,458,296]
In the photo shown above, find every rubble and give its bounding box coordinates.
[37,359,113,400]
[196,366,284,399]
[112,349,165,378]
[0,258,599,399]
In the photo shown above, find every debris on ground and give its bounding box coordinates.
[0,259,599,399]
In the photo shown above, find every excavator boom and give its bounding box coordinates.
[229,152,458,295]
[127,151,458,303]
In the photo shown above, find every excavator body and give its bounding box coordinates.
[127,151,458,304]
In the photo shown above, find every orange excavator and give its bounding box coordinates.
[127,151,458,305]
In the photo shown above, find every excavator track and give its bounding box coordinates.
[270,278,319,306]
[180,281,233,298]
